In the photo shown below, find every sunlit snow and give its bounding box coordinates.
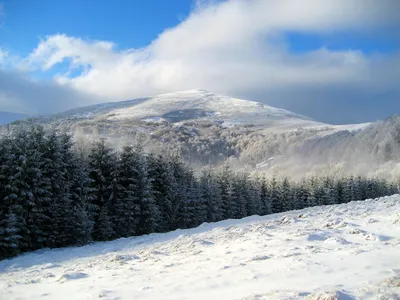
[1,195,399,299]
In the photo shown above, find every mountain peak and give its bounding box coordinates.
[31,90,319,128]
[85,90,316,126]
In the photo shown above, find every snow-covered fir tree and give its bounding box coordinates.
[199,167,223,223]
[134,144,159,235]
[88,138,117,241]
[147,153,175,232]
[113,145,140,237]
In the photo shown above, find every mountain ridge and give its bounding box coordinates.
[29,89,319,128]
[6,90,398,180]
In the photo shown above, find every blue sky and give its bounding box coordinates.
[0,0,192,55]
[1,0,396,57]
[0,0,399,123]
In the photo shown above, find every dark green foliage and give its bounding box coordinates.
[134,143,159,235]
[0,211,22,258]
[113,145,140,237]
[88,139,118,241]
[199,167,223,223]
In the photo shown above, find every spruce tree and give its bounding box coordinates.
[0,210,22,259]
[113,145,140,237]
[216,164,234,219]
[199,167,223,223]
[176,171,201,229]
[259,175,272,215]
[147,153,175,232]
[231,173,247,219]
[134,146,159,235]
[270,177,280,213]
[88,139,117,241]
[295,179,309,209]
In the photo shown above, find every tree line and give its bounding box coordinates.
[0,126,398,260]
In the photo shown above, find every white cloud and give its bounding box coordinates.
[2,0,400,122]
[0,48,7,64]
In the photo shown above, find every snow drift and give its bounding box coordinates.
[1,195,399,299]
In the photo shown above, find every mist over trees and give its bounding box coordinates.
[9,113,400,181]
[0,125,398,260]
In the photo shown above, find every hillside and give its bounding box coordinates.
[1,195,399,300]
[6,90,400,178]
[25,89,318,127]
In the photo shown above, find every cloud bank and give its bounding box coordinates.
[1,0,399,123]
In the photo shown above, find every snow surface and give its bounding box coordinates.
[60,89,319,127]
[1,196,399,300]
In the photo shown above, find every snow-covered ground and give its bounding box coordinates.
[1,196,399,300]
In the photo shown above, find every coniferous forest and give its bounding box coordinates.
[0,126,398,260]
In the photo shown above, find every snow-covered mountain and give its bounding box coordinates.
[1,195,399,299]
[43,89,320,128]
[8,89,399,179]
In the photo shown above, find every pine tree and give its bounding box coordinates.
[168,151,193,229]
[313,180,326,206]
[343,176,355,203]
[88,139,117,241]
[147,153,175,232]
[0,210,23,259]
[48,131,92,247]
[278,177,293,212]
[231,173,247,219]
[270,177,281,213]
[176,172,201,229]
[67,154,93,245]
[135,147,159,235]
[258,175,272,215]
[306,177,318,208]
[6,126,49,251]
[199,167,223,223]
[322,177,336,205]
[97,206,115,241]
[113,145,140,237]
[40,130,69,248]
[216,164,234,219]
[247,179,262,216]
[295,179,309,209]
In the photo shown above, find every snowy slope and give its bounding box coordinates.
[1,196,399,300]
[44,89,320,127]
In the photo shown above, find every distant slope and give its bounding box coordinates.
[1,195,399,299]
[7,90,395,178]
[42,89,320,128]
[0,111,29,125]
